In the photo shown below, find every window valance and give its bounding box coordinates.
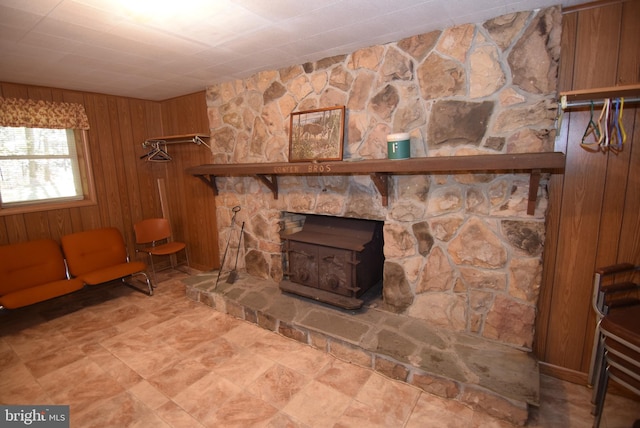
[0,97,90,130]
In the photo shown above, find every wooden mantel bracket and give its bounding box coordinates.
[527,169,541,215]
[196,174,218,195]
[256,174,278,200]
[369,173,389,207]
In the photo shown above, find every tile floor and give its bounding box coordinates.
[1,272,638,427]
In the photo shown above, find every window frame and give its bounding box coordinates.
[0,128,97,216]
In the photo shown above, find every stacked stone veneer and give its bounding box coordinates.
[206,7,561,351]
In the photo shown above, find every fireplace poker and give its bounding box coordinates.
[226,221,244,284]
[215,205,241,287]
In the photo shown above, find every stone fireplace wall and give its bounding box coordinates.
[205,6,561,350]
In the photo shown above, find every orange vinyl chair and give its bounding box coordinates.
[592,305,640,427]
[133,218,190,282]
[588,263,640,390]
[61,227,153,295]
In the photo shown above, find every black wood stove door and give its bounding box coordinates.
[318,247,354,296]
[288,241,319,288]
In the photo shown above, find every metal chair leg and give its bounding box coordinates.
[589,319,604,388]
[593,365,609,428]
[143,246,190,284]
[122,271,154,296]
[138,271,153,295]
[148,253,158,285]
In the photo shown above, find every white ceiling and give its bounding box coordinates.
[0,0,584,101]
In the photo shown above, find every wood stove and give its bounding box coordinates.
[280,214,384,309]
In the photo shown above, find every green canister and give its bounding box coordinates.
[387,133,410,160]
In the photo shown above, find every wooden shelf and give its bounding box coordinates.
[143,133,210,148]
[187,152,566,215]
[560,84,640,105]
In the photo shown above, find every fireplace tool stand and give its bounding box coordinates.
[226,221,244,284]
[215,205,241,287]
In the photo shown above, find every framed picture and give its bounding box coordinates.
[289,106,345,162]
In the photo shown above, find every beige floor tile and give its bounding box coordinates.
[90,302,148,327]
[406,391,475,428]
[146,318,219,352]
[247,363,310,408]
[100,329,183,379]
[0,359,37,393]
[315,358,373,397]
[265,411,311,427]
[283,380,353,428]
[147,358,211,398]
[174,302,223,325]
[57,315,121,346]
[171,371,241,421]
[0,338,11,353]
[187,336,243,370]
[600,393,640,428]
[155,401,206,428]
[128,380,171,410]
[249,330,307,360]
[72,391,167,428]
[24,344,87,378]
[2,275,639,428]
[222,321,272,348]
[37,357,126,408]
[275,342,334,376]
[0,375,51,405]
[206,390,278,428]
[336,399,408,428]
[3,329,70,361]
[470,409,528,427]
[354,372,421,423]
[115,310,163,334]
[82,343,143,389]
[212,348,275,388]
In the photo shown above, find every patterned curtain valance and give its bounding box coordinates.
[0,97,90,130]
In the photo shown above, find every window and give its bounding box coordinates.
[0,97,95,215]
[0,126,95,214]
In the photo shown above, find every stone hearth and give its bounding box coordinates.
[184,271,539,425]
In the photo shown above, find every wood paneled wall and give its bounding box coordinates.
[535,0,640,383]
[159,92,219,271]
[0,83,218,271]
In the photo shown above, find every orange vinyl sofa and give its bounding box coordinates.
[61,227,152,296]
[0,239,84,309]
[0,227,153,310]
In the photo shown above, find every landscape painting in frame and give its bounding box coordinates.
[289,106,345,162]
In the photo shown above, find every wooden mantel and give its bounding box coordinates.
[187,152,566,215]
